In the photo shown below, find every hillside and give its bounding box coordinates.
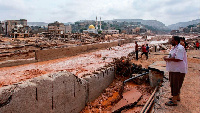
[27,22,48,26]
[167,19,200,30]
[113,19,169,31]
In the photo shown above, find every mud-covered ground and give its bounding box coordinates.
[0,36,199,112]
[154,50,200,113]
[81,49,200,113]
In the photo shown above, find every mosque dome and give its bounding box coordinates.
[89,25,95,29]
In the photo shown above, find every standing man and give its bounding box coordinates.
[196,41,199,50]
[146,44,149,58]
[141,45,148,60]
[180,37,188,51]
[135,41,138,60]
[164,36,187,106]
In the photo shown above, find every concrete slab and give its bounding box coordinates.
[148,61,166,87]
[0,81,38,113]
[123,88,142,104]
[112,88,142,112]
[148,61,166,74]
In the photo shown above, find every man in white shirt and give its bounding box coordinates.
[164,36,187,106]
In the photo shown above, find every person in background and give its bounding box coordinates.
[141,45,148,60]
[164,36,187,106]
[135,41,139,60]
[146,44,149,54]
[180,37,185,47]
[196,41,199,50]
[180,37,188,51]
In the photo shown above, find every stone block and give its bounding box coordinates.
[149,70,164,87]
[31,74,53,113]
[0,81,38,113]
[83,67,115,102]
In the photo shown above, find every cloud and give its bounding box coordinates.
[0,0,199,25]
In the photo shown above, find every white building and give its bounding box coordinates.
[83,25,98,34]
[102,30,119,34]
[83,16,119,34]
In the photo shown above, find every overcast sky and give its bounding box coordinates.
[0,0,199,26]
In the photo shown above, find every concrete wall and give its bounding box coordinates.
[0,38,134,67]
[148,61,166,87]
[0,72,87,113]
[0,66,115,113]
[149,70,164,87]
[83,66,115,102]
[35,39,133,62]
[35,42,117,62]
[0,59,36,68]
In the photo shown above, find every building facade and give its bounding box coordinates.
[102,30,119,34]
[65,25,72,33]
[48,21,65,36]
[2,19,28,37]
[0,21,2,34]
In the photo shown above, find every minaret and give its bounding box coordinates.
[95,16,98,30]
[100,17,102,31]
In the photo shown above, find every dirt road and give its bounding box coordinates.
[153,50,200,113]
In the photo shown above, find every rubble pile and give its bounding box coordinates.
[113,56,150,85]
[0,34,130,61]
[81,75,152,112]
[80,78,123,112]
[113,57,144,77]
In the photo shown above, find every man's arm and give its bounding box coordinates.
[163,56,182,62]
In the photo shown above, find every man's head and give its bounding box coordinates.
[180,37,185,42]
[171,36,180,46]
[146,44,148,46]
[135,41,137,44]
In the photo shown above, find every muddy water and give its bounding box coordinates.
[0,43,136,87]
[80,76,151,113]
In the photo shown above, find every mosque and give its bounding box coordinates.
[83,17,119,34]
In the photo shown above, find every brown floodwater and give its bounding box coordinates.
[80,76,151,113]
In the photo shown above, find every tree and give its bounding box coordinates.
[98,30,102,34]
[187,25,195,28]
[116,29,121,33]
[80,28,87,33]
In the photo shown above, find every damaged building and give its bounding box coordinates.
[2,19,29,37]
[48,21,72,38]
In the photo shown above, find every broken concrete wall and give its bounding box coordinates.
[0,66,115,113]
[0,82,38,113]
[149,70,164,87]
[148,61,166,87]
[0,72,87,113]
[83,66,115,102]
[35,38,134,62]
[35,44,104,62]
[0,59,36,68]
